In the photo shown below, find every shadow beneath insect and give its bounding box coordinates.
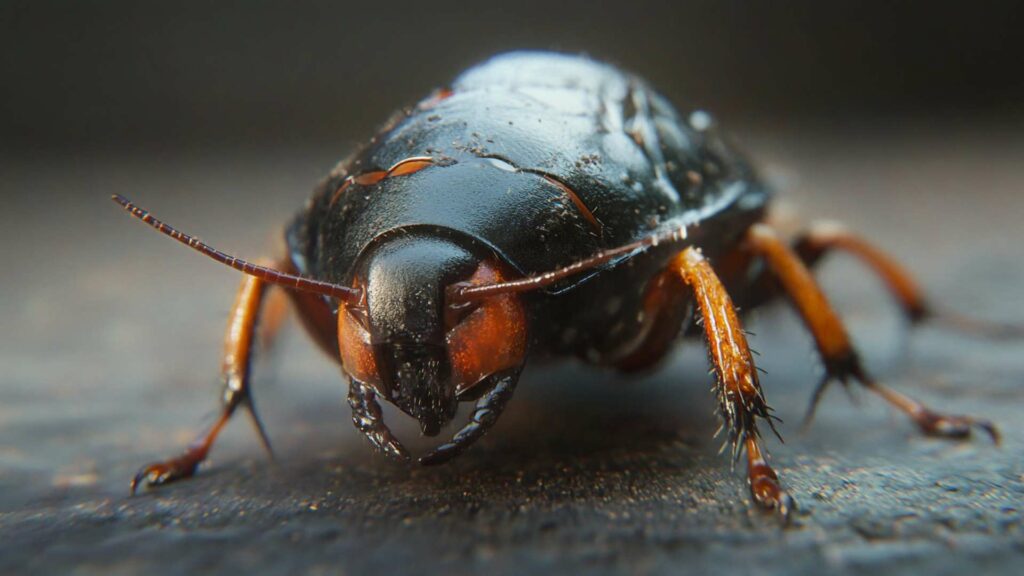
[249,359,722,508]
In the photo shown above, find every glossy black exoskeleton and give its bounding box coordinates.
[117,51,1002,520]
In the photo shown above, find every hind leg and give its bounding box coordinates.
[742,223,999,441]
[734,219,1021,338]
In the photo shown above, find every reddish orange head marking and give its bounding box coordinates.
[446,260,528,396]
[337,278,383,391]
[337,258,528,401]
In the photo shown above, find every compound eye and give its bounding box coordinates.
[446,260,528,396]
[338,282,384,393]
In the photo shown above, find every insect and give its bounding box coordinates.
[115,51,1005,519]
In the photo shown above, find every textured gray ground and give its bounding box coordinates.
[1,125,1022,575]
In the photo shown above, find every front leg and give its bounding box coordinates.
[131,271,280,494]
[672,247,794,519]
[418,367,522,466]
[347,379,410,461]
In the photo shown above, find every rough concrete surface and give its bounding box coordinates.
[1,125,1023,575]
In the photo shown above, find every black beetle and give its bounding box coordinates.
[115,51,1003,519]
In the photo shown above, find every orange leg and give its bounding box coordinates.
[744,224,999,442]
[672,247,794,519]
[131,268,283,494]
[795,221,1022,337]
[730,219,1021,339]
[794,221,930,321]
[727,221,926,323]
[613,268,689,372]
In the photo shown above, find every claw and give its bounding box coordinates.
[419,442,458,466]
[129,467,152,495]
[749,466,797,525]
[744,437,796,525]
[914,409,1001,445]
[777,492,797,524]
[129,453,202,495]
[374,433,411,462]
[814,355,1001,447]
[975,419,1002,444]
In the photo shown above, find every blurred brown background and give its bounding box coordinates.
[2,2,1024,575]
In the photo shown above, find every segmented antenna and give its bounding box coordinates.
[448,225,689,303]
[112,194,361,304]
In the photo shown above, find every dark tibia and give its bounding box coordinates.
[348,379,409,461]
[419,368,521,466]
[744,224,999,442]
